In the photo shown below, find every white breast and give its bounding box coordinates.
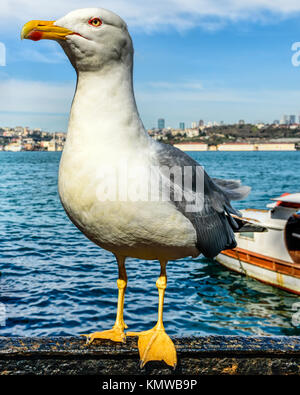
[58,144,198,260]
[58,64,198,260]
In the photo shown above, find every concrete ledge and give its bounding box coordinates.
[0,336,300,375]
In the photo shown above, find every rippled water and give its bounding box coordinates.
[0,151,299,337]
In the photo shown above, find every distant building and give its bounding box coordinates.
[282,115,289,125]
[23,138,35,145]
[40,135,57,151]
[4,143,23,152]
[289,115,296,124]
[174,142,208,151]
[256,143,296,151]
[191,121,197,128]
[179,122,185,130]
[238,120,245,125]
[273,120,280,125]
[289,124,298,130]
[281,115,296,125]
[14,126,24,134]
[158,118,165,129]
[256,123,265,130]
[218,143,254,151]
[23,143,35,151]
[217,142,296,151]
[171,129,184,137]
[198,120,204,127]
[23,127,30,136]
[185,128,200,138]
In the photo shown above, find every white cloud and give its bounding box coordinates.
[18,40,66,64]
[1,77,300,130]
[146,81,204,90]
[137,82,262,106]
[0,78,74,130]
[0,112,69,131]
[14,47,66,64]
[0,79,74,113]
[135,81,300,127]
[1,0,300,32]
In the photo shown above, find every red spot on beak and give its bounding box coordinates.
[27,30,43,41]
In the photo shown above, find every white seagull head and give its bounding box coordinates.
[21,8,133,72]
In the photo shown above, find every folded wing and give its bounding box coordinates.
[154,142,252,258]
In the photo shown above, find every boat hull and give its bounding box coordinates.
[216,247,300,295]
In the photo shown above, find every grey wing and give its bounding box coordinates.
[154,141,251,258]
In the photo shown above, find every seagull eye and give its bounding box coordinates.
[88,18,102,27]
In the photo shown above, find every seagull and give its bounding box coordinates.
[21,8,251,368]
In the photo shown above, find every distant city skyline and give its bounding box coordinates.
[153,113,300,130]
[157,118,165,130]
[3,110,300,134]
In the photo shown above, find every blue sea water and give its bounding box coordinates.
[0,150,299,338]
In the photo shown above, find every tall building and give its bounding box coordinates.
[289,115,296,124]
[191,121,197,128]
[199,120,204,127]
[282,115,289,125]
[15,126,24,135]
[158,118,165,129]
[179,122,185,130]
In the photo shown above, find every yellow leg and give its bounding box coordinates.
[127,260,177,368]
[82,255,128,344]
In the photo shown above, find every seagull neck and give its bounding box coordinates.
[67,63,148,150]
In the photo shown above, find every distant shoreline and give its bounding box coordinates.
[173,142,298,152]
[1,147,299,153]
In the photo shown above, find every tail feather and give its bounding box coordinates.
[212,178,241,190]
[213,178,251,201]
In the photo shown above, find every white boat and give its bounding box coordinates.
[3,144,23,152]
[216,193,300,295]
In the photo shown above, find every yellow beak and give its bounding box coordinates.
[21,20,74,41]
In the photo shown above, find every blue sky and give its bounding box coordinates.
[1,0,300,131]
